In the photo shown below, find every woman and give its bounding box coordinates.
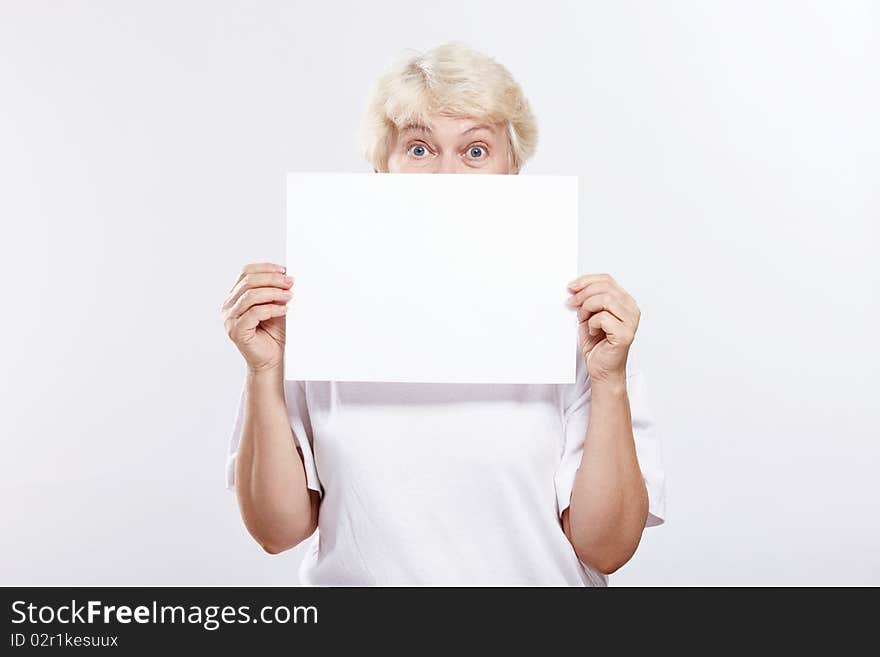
[222,43,665,586]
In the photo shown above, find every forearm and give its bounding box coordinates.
[567,376,648,573]
[234,367,317,553]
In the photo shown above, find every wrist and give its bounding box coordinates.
[589,372,627,398]
[246,364,285,391]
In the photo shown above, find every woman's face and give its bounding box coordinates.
[385,114,514,174]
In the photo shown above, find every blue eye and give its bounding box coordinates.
[468,146,486,159]
[409,144,428,157]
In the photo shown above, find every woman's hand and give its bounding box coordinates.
[222,262,294,374]
[566,273,640,385]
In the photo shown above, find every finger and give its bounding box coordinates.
[567,273,615,293]
[587,311,634,345]
[226,287,292,321]
[229,302,289,337]
[579,322,604,356]
[223,272,293,311]
[229,262,287,294]
[587,310,636,345]
[569,288,638,326]
[569,285,640,333]
[576,293,628,324]
[569,277,640,319]
[566,282,616,308]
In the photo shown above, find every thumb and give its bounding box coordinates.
[579,323,603,357]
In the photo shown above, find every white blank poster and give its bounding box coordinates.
[285,173,579,384]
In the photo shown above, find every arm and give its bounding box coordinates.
[561,376,648,574]
[562,273,649,574]
[222,261,319,555]
[234,366,319,554]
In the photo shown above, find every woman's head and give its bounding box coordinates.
[360,43,537,174]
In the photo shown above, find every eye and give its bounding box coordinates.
[408,143,429,158]
[466,145,487,159]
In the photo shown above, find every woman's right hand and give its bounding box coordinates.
[222,262,294,374]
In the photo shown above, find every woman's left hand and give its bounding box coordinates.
[566,273,640,385]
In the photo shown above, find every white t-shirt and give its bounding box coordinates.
[226,339,666,586]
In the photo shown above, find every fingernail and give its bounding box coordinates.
[282,290,292,298]
[283,275,293,283]
[278,265,287,273]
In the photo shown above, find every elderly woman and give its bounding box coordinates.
[222,43,665,586]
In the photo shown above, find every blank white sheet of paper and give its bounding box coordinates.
[285,173,579,384]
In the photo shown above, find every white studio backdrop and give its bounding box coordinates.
[1,0,877,585]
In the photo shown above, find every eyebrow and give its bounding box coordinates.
[461,124,494,135]
[399,122,431,135]
[398,122,496,136]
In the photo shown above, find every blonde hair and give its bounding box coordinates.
[360,43,538,172]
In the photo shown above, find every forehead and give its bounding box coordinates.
[397,115,501,137]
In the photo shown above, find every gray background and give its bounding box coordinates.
[1,0,877,585]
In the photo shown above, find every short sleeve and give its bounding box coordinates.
[554,345,666,527]
[225,378,322,496]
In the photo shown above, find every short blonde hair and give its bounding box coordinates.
[360,43,538,172]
